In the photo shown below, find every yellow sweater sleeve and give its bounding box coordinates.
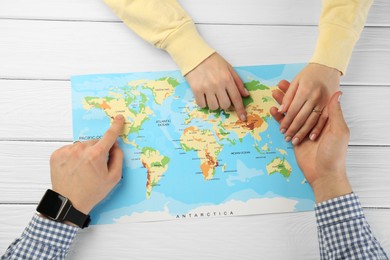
[310,0,373,74]
[103,0,215,75]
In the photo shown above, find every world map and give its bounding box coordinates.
[71,63,315,225]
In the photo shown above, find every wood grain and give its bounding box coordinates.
[0,0,388,26]
[0,205,389,259]
[0,20,389,85]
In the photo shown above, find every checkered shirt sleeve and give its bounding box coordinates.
[1,214,78,260]
[315,193,388,259]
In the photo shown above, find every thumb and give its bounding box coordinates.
[327,91,348,132]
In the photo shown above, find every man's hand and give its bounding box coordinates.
[278,63,341,145]
[50,115,125,214]
[185,52,249,121]
[271,81,352,203]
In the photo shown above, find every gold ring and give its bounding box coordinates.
[312,109,322,114]
[73,140,81,144]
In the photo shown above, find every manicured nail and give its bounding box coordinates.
[338,92,343,102]
[310,133,317,141]
[240,114,247,122]
[278,104,285,112]
[292,137,300,145]
[116,114,124,120]
[280,128,286,134]
[285,136,291,142]
[244,89,250,96]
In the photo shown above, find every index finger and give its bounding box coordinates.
[97,114,125,152]
[226,82,246,121]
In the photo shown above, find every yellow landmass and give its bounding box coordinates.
[127,79,148,87]
[184,108,211,124]
[128,78,176,105]
[276,148,287,155]
[180,126,222,180]
[83,97,153,146]
[262,143,269,151]
[108,92,124,99]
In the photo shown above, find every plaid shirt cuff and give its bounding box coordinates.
[315,193,363,227]
[23,214,79,251]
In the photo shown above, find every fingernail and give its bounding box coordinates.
[240,114,247,122]
[116,114,124,120]
[338,92,343,102]
[280,128,286,134]
[278,104,285,112]
[244,89,250,96]
[292,137,300,145]
[310,133,317,141]
[285,136,291,142]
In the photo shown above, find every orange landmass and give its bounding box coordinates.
[183,126,196,135]
[100,101,111,110]
[237,114,263,130]
[200,150,219,179]
[200,161,211,179]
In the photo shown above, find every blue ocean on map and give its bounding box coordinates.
[72,63,315,225]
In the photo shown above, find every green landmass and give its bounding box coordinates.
[262,96,273,102]
[161,156,170,167]
[157,77,179,87]
[244,80,269,91]
[243,96,254,107]
[198,107,209,114]
[150,179,158,187]
[142,146,156,154]
[140,93,148,103]
[227,138,237,145]
[218,127,230,137]
[181,143,193,152]
[84,96,115,108]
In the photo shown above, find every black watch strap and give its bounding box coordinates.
[65,206,91,229]
[36,189,91,229]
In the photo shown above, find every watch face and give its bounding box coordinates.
[37,189,68,220]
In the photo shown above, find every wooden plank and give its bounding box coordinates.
[0,20,389,84]
[0,205,389,259]
[1,80,389,145]
[0,142,389,207]
[0,0,388,26]
[0,80,71,141]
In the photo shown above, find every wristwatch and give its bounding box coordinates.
[36,189,91,229]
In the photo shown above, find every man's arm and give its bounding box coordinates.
[316,193,388,259]
[1,115,125,259]
[271,81,388,259]
[1,215,78,260]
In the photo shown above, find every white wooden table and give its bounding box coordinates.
[1,1,389,259]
